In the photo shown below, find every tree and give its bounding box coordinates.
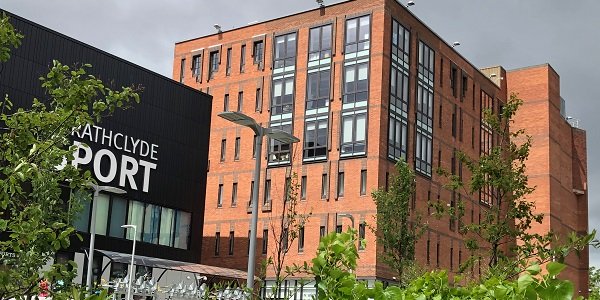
[0,14,140,299]
[371,160,427,285]
[263,171,312,299]
[437,93,591,277]
[590,266,600,300]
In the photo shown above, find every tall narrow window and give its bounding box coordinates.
[214,232,220,256]
[337,172,345,197]
[234,137,240,160]
[340,111,367,156]
[319,226,326,240]
[224,94,229,111]
[220,139,226,162]
[426,239,431,265]
[309,24,332,63]
[231,182,238,206]
[255,88,261,112]
[415,41,435,176]
[336,225,342,233]
[240,45,246,73]
[209,51,219,79]
[300,175,307,199]
[249,181,254,207]
[226,48,232,76]
[450,65,457,97]
[217,184,224,207]
[192,55,202,79]
[282,228,289,252]
[388,21,410,163]
[264,179,271,205]
[247,230,251,254]
[461,73,468,99]
[179,58,185,83]
[252,135,258,158]
[298,227,305,252]
[303,118,328,161]
[360,170,367,195]
[436,240,440,267]
[450,247,454,270]
[344,15,370,56]
[237,91,243,112]
[228,231,235,255]
[253,40,264,64]
[262,229,268,254]
[321,174,328,199]
[358,222,366,250]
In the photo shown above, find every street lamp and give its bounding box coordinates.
[337,213,355,228]
[86,184,126,292]
[218,111,299,291]
[121,224,137,300]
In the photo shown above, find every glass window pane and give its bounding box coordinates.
[343,116,353,143]
[359,17,370,41]
[322,25,332,50]
[287,34,297,57]
[174,211,191,249]
[159,207,175,246]
[74,196,91,233]
[309,28,320,52]
[346,19,357,44]
[319,70,330,98]
[273,81,282,97]
[94,194,110,236]
[356,114,366,141]
[308,72,318,99]
[358,64,368,80]
[143,204,160,244]
[109,196,127,238]
[127,201,144,241]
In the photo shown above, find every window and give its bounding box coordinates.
[388,23,410,162]
[158,207,175,246]
[247,230,251,254]
[306,69,330,111]
[360,170,367,195]
[240,45,246,73]
[209,51,219,79]
[253,40,264,64]
[217,184,224,207]
[450,247,454,270]
[237,91,243,112]
[220,139,226,162]
[415,41,435,176]
[300,175,307,199]
[94,193,110,235]
[462,73,468,99]
[174,211,191,249]
[215,232,221,256]
[143,204,161,244]
[268,122,292,164]
[224,94,229,111]
[320,226,326,239]
[345,15,370,56]
[426,239,431,265]
[234,137,240,160]
[252,135,258,158]
[264,179,271,205]
[249,181,255,207]
[298,227,305,252]
[282,228,289,252]
[273,33,297,70]
[336,225,342,233]
[340,111,367,156]
[126,200,144,241]
[303,117,328,161]
[109,196,127,238]
[337,172,345,197]
[459,108,464,141]
[309,24,332,62]
[262,229,268,254]
[229,231,235,255]
[343,62,368,105]
[179,58,185,83]
[226,48,232,76]
[232,182,238,206]
[255,88,262,112]
[321,174,328,199]
[192,55,202,79]
[284,177,291,202]
[436,241,440,267]
[358,223,366,250]
[450,65,457,97]
[271,77,294,116]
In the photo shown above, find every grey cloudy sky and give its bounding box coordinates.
[2,0,599,265]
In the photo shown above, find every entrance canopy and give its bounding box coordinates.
[97,249,248,280]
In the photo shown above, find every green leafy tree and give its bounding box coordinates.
[371,160,427,285]
[0,15,140,299]
[589,266,600,299]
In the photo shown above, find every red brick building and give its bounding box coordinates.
[173,0,588,297]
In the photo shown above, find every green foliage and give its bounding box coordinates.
[0,15,140,299]
[371,160,427,285]
[590,266,600,300]
[312,229,580,300]
[0,13,22,62]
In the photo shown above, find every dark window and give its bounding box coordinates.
[215,232,221,256]
[298,227,305,252]
[415,41,435,176]
[436,241,440,267]
[232,182,238,206]
[228,231,235,255]
[336,225,342,233]
[192,55,202,79]
[360,170,367,195]
[452,104,457,137]
[345,15,370,55]
[253,40,264,64]
[303,118,328,161]
[450,65,457,97]
[319,226,326,239]
[309,24,332,62]
[240,45,246,73]
[459,108,464,141]
[306,69,331,110]
[343,62,369,105]
[255,88,261,111]
[179,58,185,83]
[224,94,229,111]
[209,51,219,79]
[300,176,307,199]
[264,179,271,205]
[270,77,294,116]
[226,48,232,76]
[220,139,226,161]
[426,239,431,265]
[234,137,240,160]
[450,247,454,270]
[358,222,366,250]
[337,172,345,197]
[461,73,468,99]
[262,229,268,254]
[249,181,254,207]
[321,174,328,199]
[388,19,410,161]
[217,184,223,207]
[252,135,258,158]
[237,91,243,112]
[247,230,251,254]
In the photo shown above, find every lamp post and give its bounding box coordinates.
[218,111,299,292]
[121,224,137,300]
[86,184,126,292]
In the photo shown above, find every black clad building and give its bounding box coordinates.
[0,12,211,275]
